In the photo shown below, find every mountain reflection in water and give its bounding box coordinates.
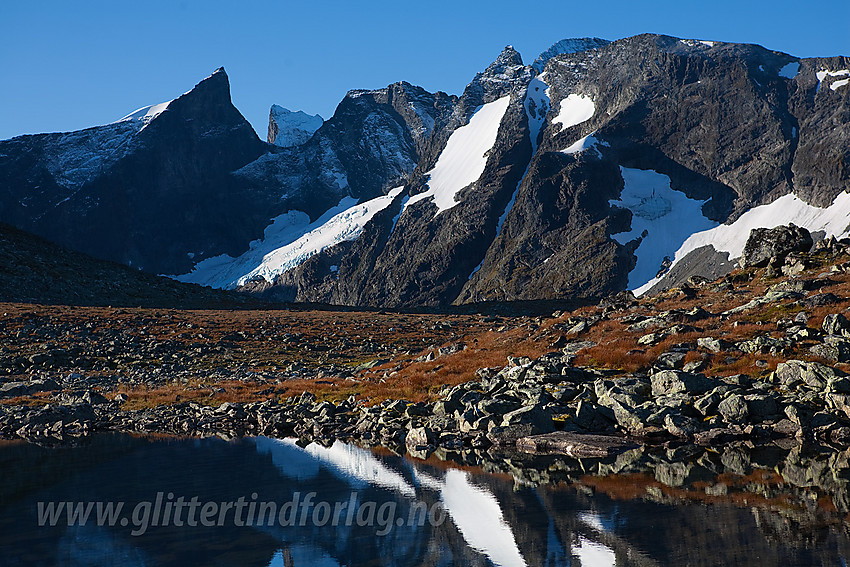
[0,434,849,566]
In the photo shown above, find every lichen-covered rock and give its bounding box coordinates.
[823,314,850,337]
[739,224,813,269]
[651,370,713,397]
[718,394,749,423]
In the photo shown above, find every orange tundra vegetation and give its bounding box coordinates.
[4,248,850,407]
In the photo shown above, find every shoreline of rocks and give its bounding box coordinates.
[5,344,850,454]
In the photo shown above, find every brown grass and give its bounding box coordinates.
[4,252,850,408]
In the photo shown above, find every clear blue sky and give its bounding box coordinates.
[1,0,848,141]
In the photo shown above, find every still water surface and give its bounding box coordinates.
[0,434,848,566]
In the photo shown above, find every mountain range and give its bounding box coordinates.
[0,33,848,308]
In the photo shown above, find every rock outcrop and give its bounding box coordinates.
[740,224,814,268]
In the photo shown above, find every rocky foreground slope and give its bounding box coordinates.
[3,225,850,450]
[1,34,848,307]
[0,222,260,309]
[6,224,850,535]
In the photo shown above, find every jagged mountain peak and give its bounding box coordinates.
[493,45,524,67]
[107,67,235,132]
[463,46,533,104]
[3,34,850,309]
[156,66,246,125]
[478,45,526,79]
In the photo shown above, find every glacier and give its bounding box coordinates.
[635,191,850,295]
[174,188,404,289]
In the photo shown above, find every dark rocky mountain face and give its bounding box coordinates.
[2,34,848,308]
[0,69,275,275]
[265,35,850,307]
[246,81,457,218]
[0,71,441,277]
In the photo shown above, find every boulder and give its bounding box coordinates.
[486,424,534,446]
[744,393,779,422]
[664,413,699,438]
[823,314,850,337]
[739,224,813,268]
[501,404,554,434]
[0,378,60,398]
[651,370,713,397]
[810,338,850,364]
[655,351,687,369]
[773,360,841,389]
[718,394,749,423]
[697,337,729,353]
[405,426,435,449]
[515,432,639,457]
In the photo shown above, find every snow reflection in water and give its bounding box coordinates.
[254,437,617,567]
[8,435,837,566]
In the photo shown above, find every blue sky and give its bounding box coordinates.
[1,0,848,141]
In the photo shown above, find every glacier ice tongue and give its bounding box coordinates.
[609,166,717,291]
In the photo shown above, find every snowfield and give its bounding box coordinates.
[117,100,172,128]
[405,95,511,216]
[634,191,850,295]
[553,94,595,132]
[175,187,403,289]
[268,105,323,147]
[609,167,717,291]
[494,78,549,237]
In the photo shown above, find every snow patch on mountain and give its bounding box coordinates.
[489,77,551,256]
[406,95,511,216]
[268,105,323,147]
[532,38,611,72]
[42,122,142,189]
[407,100,436,137]
[40,95,183,190]
[524,78,549,153]
[635,191,850,295]
[233,187,404,286]
[563,133,609,156]
[779,62,800,79]
[174,207,317,288]
[816,69,850,92]
[610,167,718,290]
[117,100,172,128]
[553,94,595,132]
[176,188,403,288]
[680,39,717,49]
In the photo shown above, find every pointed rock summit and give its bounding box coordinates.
[0,67,268,275]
